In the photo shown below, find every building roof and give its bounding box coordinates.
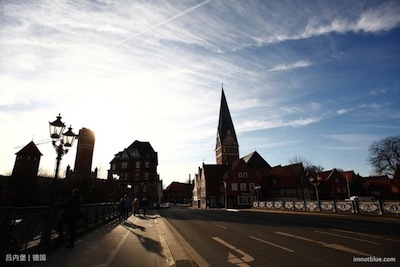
[241,151,271,169]
[165,182,193,192]
[15,141,43,156]
[127,140,155,155]
[267,163,305,187]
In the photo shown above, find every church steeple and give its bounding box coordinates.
[216,87,239,165]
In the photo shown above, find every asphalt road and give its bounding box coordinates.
[158,206,400,267]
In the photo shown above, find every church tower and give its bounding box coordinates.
[216,87,239,165]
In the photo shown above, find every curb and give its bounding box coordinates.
[155,213,209,267]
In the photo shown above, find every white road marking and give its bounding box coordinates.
[249,235,294,252]
[275,231,374,257]
[103,229,130,267]
[212,237,254,266]
[331,229,382,239]
[213,223,228,229]
[323,244,373,257]
[315,230,380,245]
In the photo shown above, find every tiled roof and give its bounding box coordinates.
[267,163,304,187]
[165,182,193,192]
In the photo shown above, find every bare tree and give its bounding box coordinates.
[289,155,324,173]
[368,135,400,178]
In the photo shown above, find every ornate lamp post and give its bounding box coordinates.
[309,175,322,211]
[42,114,76,245]
[49,114,76,203]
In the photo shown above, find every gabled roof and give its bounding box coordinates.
[165,182,193,192]
[267,163,305,187]
[127,140,155,156]
[202,164,229,181]
[241,151,271,169]
[15,141,43,156]
[216,89,238,147]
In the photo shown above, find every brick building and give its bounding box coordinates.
[108,140,162,205]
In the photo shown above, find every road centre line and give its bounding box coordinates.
[275,231,374,257]
[213,223,228,229]
[331,229,382,239]
[275,231,317,242]
[315,230,380,245]
[212,237,254,265]
[249,236,294,252]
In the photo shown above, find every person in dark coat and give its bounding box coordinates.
[57,188,82,248]
[141,197,148,216]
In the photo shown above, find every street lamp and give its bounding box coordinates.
[309,176,322,211]
[49,114,76,202]
[42,114,76,245]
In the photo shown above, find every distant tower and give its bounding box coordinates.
[12,141,42,205]
[74,128,95,174]
[12,141,42,177]
[216,87,239,165]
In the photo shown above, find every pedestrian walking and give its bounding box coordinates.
[141,197,148,216]
[118,197,125,221]
[57,188,82,248]
[124,195,131,220]
[133,198,139,216]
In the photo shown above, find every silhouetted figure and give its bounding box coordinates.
[118,198,125,221]
[133,198,139,216]
[124,195,131,220]
[141,197,148,216]
[57,188,82,248]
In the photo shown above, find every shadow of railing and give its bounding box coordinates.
[0,203,118,258]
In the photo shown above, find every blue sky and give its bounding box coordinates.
[1,0,399,186]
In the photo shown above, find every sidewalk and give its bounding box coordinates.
[29,210,197,267]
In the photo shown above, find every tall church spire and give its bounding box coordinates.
[216,87,239,165]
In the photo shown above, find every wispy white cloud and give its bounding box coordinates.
[369,87,388,96]
[238,116,321,132]
[268,60,311,72]
[336,108,351,115]
[0,0,398,181]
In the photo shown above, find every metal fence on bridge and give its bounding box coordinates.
[0,203,119,256]
[252,200,400,215]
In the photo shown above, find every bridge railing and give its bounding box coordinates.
[252,200,400,216]
[0,202,119,256]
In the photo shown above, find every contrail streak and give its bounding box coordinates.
[117,0,211,44]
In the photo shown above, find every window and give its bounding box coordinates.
[240,183,247,191]
[144,172,149,180]
[249,183,255,191]
[238,196,255,205]
[238,172,242,178]
[243,172,247,178]
[112,164,116,171]
[135,171,140,180]
[145,161,149,168]
[136,161,141,169]
[142,183,148,192]
[231,183,238,191]
[122,162,128,169]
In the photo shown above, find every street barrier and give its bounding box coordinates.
[0,203,118,256]
[252,200,400,216]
